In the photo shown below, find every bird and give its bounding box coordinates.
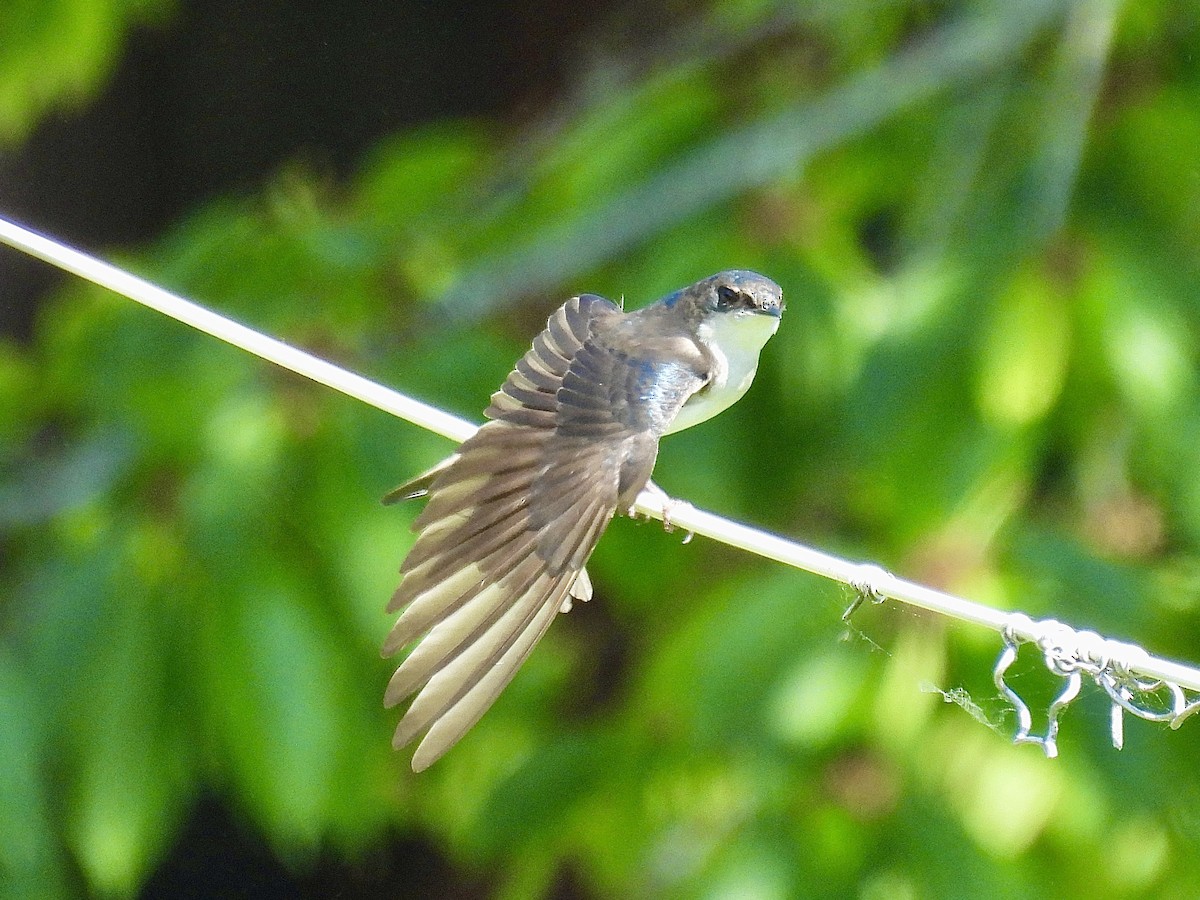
[382,270,784,771]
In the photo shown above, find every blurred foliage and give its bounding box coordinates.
[4,0,1200,897]
[0,0,171,144]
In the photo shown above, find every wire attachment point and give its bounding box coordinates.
[843,564,892,621]
[994,618,1080,758]
[995,615,1200,757]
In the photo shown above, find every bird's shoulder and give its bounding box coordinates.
[570,304,714,435]
[603,303,713,378]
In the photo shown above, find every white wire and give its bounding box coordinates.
[2,213,1198,695]
[0,217,476,445]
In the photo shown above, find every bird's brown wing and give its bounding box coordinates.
[383,294,708,771]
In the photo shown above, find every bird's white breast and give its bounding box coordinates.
[664,311,779,435]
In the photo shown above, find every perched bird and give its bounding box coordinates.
[383,270,783,771]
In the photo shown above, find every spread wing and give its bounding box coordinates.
[383,294,711,771]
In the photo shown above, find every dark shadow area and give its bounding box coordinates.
[141,793,489,900]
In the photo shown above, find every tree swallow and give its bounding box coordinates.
[383,270,784,771]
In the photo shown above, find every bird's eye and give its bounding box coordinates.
[716,284,739,310]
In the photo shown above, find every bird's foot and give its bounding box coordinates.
[634,481,695,542]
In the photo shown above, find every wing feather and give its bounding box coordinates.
[382,515,530,647]
[383,291,712,769]
[411,578,569,771]
[385,547,543,703]
[392,563,552,749]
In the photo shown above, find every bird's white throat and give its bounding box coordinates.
[665,310,779,435]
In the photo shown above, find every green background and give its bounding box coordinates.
[2,0,1199,896]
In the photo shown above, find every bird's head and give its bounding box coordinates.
[662,270,784,324]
